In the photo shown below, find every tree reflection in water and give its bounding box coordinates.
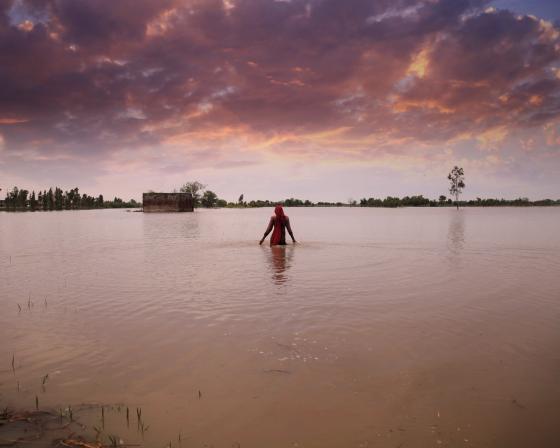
[447,210,466,257]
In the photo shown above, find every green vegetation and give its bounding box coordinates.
[1,186,139,211]
[3,181,558,211]
[173,177,557,209]
[180,181,206,207]
[191,191,560,209]
[448,166,466,210]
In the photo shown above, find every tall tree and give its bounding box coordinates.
[201,190,218,208]
[54,187,63,210]
[180,181,206,207]
[47,188,54,210]
[29,191,37,211]
[6,187,18,209]
[17,189,28,208]
[42,190,48,210]
[73,188,81,209]
[448,166,466,210]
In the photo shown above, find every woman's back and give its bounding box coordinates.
[259,206,296,246]
[270,214,288,245]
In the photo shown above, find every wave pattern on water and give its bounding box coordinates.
[1,207,560,447]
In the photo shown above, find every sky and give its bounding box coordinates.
[1,0,559,202]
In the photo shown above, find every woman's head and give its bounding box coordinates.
[274,205,285,219]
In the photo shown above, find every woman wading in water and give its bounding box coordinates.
[260,205,296,246]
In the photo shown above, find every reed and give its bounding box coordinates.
[139,421,149,437]
[35,395,39,410]
[198,390,202,399]
[126,406,129,427]
[108,434,118,447]
[11,354,15,372]
[42,373,49,385]
[17,304,21,312]
[101,406,105,428]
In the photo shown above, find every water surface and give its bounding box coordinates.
[1,207,559,447]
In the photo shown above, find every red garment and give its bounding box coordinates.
[270,205,286,245]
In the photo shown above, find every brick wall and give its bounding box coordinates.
[142,193,194,212]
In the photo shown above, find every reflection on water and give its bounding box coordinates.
[264,245,295,285]
[1,207,560,448]
[447,210,465,255]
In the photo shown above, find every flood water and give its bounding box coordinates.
[1,207,560,447]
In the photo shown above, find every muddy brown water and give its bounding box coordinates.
[1,207,560,447]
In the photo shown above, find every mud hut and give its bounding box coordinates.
[142,192,194,212]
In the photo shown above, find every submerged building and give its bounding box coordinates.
[142,192,194,212]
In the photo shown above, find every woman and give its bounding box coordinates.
[259,205,296,246]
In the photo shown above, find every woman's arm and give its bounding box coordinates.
[259,217,274,245]
[285,217,296,243]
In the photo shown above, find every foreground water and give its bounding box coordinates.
[1,207,559,447]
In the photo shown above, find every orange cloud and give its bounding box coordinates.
[0,118,28,124]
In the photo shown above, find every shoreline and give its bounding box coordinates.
[1,204,559,212]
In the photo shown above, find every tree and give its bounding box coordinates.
[47,188,54,210]
[29,191,38,211]
[201,190,218,208]
[17,188,28,208]
[448,166,465,210]
[238,194,244,206]
[6,187,18,209]
[54,187,63,210]
[439,195,447,205]
[180,181,206,207]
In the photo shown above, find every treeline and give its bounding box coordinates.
[358,195,560,208]
[181,179,559,209]
[1,186,140,211]
[219,195,560,208]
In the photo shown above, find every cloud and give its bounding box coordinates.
[0,0,559,197]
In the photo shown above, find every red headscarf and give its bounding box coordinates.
[274,205,285,222]
[271,205,285,245]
